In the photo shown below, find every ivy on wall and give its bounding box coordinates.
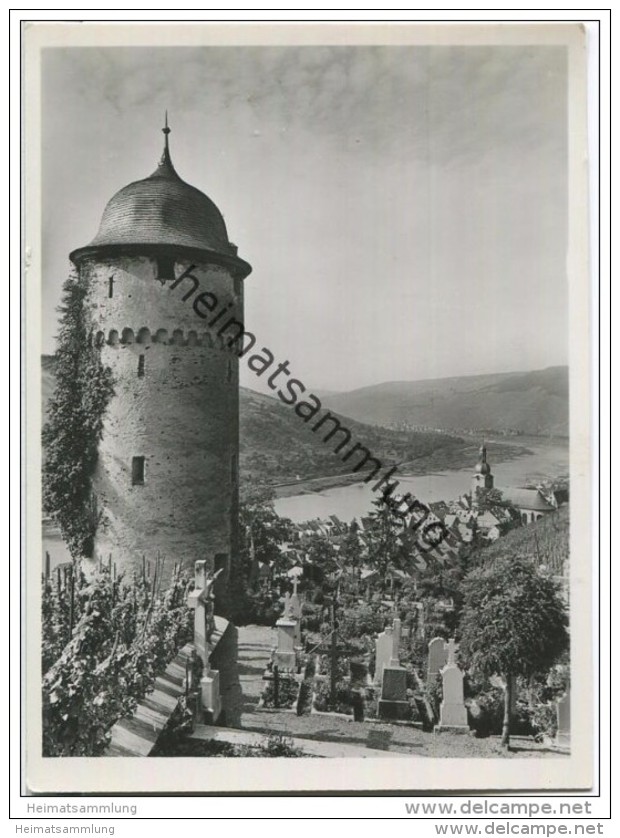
[43,269,114,559]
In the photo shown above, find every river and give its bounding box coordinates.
[42,438,569,569]
[272,439,569,524]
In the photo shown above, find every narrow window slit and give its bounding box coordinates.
[131,456,145,486]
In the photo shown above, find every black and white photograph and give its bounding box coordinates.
[22,21,594,796]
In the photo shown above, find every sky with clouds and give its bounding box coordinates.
[41,43,568,392]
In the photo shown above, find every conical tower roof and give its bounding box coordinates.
[70,118,251,278]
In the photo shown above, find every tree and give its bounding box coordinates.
[458,552,569,747]
[43,271,114,558]
[227,493,296,624]
[472,487,505,510]
[361,495,415,589]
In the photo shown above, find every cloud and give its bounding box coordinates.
[41,43,569,386]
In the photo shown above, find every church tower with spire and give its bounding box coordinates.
[70,119,251,580]
[471,443,494,497]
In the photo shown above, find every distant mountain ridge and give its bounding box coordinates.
[320,367,568,436]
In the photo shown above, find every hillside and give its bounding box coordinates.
[476,503,569,575]
[41,355,521,494]
[321,367,568,437]
[238,388,518,490]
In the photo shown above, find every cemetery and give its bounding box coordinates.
[41,495,571,758]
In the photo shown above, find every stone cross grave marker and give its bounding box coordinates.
[282,591,292,618]
[274,594,297,671]
[186,560,222,723]
[187,560,208,666]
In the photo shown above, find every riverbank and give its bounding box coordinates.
[273,437,569,523]
[271,437,530,500]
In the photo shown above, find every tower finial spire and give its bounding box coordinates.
[162,111,171,154]
[153,111,178,177]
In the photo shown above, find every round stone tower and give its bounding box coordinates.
[70,120,251,579]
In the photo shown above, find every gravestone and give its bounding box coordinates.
[427,636,448,680]
[374,625,394,685]
[274,618,297,670]
[289,578,303,646]
[434,639,469,733]
[389,618,402,666]
[350,660,368,687]
[378,618,410,721]
[351,689,365,722]
[556,688,570,747]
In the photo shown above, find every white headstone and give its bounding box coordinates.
[389,618,402,667]
[556,688,570,747]
[436,661,468,731]
[374,626,393,684]
[275,617,297,669]
[445,637,457,665]
[427,637,448,679]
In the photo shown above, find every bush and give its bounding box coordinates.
[261,674,299,709]
[466,686,505,737]
[42,275,114,559]
[425,672,444,721]
[341,604,385,638]
[258,733,306,757]
[300,603,323,633]
[523,664,569,740]
[296,679,313,716]
[528,702,558,740]
[247,592,282,626]
[312,680,352,715]
[42,568,193,756]
[154,732,307,757]
[363,685,379,719]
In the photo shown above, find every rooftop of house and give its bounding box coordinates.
[500,487,556,512]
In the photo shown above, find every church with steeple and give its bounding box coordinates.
[471,443,494,496]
